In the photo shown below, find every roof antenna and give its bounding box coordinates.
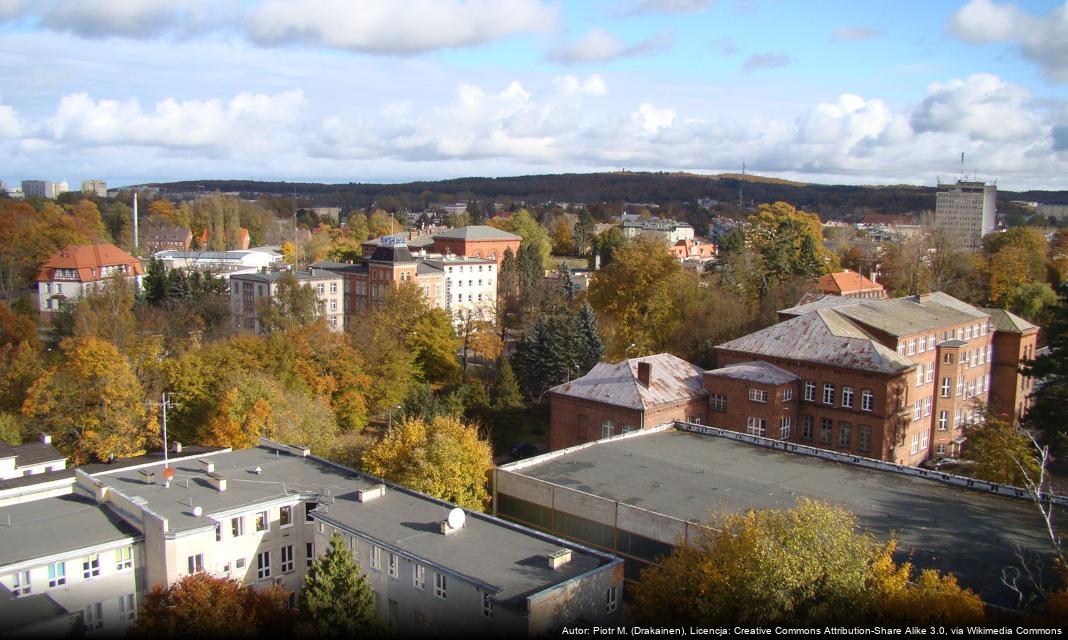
[960,152,964,181]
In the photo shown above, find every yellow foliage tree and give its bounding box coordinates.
[360,415,492,510]
[867,541,985,624]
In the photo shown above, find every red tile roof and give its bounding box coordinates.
[36,243,142,283]
[817,270,883,295]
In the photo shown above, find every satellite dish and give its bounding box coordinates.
[447,508,465,530]
[162,467,176,482]
[193,506,203,517]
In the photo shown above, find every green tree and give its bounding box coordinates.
[1024,286,1068,451]
[297,531,379,638]
[0,411,21,444]
[591,226,625,268]
[361,415,492,510]
[961,407,1041,487]
[573,209,596,256]
[256,272,321,334]
[488,209,551,264]
[744,201,838,287]
[132,573,294,638]
[492,357,524,410]
[1006,281,1058,324]
[143,257,168,305]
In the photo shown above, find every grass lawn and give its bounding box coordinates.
[487,405,550,457]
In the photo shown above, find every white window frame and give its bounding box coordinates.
[257,551,271,580]
[370,545,382,571]
[782,387,793,402]
[84,602,103,631]
[748,388,768,403]
[188,553,204,574]
[746,417,766,437]
[281,545,294,574]
[779,416,791,440]
[822,383,834,405]
[116,546,133,571]
[119,593,137,622]
[11,570,30,596]
[48,562,66,588]
[841,386,854,408]
[938,411,948,431]
[82,554,100,580]
[280,505,293,529]
[255,511,268,532]
[413,564,426,590]
[804,381,815,401]
[388,552,399,579]
[861,390,873,412]
[434,572,447,600]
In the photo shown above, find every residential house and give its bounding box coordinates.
[35,243,143,321]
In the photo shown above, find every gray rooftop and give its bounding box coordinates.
[515,428,1058,608]
[717,309,914,374]
[983,308,1039,334]
[550,354,706,410]
[0,495,139,568]
[433,225,521,241]
[706,360,798,385]
[833,292,989,337]
[0,593,74,633]
[94,445,614,602]
[229,268,340,283]
[778,293,864,317]
[0,441,65,466]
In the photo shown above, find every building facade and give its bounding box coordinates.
[143,227,193,253]
[429,226,521,267]
[620,216,694,245]
[80,180,107,198]
[35,243,144,321]
[984,308,1039,425]
[229,269,345,333]
[934,180,997,249]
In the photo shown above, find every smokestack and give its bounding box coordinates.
[637,361,651,387]
[133,192,139,252]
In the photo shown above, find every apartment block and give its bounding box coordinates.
[229,269,344,333]
[934,180,996,249]
[80,180,107,198]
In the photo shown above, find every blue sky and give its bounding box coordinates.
[0,0,1066,190]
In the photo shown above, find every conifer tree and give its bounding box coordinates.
[492,357,524,410]
[297,531,379,638]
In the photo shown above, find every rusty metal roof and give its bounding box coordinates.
[705,360,798,385]
[982,308,1039,334]
[717,308,914,375]
[550,353,706,410]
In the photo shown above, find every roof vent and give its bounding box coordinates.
[548,548,572,570]
[138,469,156,484]
[200,459,215,473]
[356,484,386,503]
[206,472,227,492]
[41,434,52,445]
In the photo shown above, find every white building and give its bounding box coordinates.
[620,214,695,245]
[153,249,282,280]
[0,437,66,481]
[80,180,107,198]
[21,180,69,199]
[229,269,345,333]
[934,180,997,250]
[35,244,144,321]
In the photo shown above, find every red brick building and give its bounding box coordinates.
[549,354,707,450]
[430,226,521,267]
[984,308,1039,425]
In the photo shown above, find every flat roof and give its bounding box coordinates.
[0,593,73,632]
[0,495,139,567]
[95,445,615,601]
[511,427,1058,608]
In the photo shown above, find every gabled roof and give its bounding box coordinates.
[0,441,65,466]
[833,292,988,337]
[36,243,142,282]
[817,270,883,294]
[779,294,866,318]
[433,225,521,241]
[982,308,1040,334]
[717,309,914,375]
[550,353,706,410]
[706,360,798,385]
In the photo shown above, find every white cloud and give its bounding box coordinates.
[246,0,556,54]
[632,0,714,13]
[0,0,27,20]
[832,26,883,41]
[633,104,676,133]
[552,74,608,96]
[37,0,213,38]
[910,73,1039,141]
[743,53,792,71]
[548,28,672,64]
[948,0,1068,83]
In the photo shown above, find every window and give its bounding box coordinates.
[913,400,922,422]
[317,283,325,295]
[82,554,100,580]
[116,546,133,570]
[941,378,951,398]
[779,416,791,440]
[370,545,382,571]
[305,502,317,522]
[281,545,294,574]
[119,593,136,622]
[861,390,873,412]
[938,411,948,431]
[330,282,337,294]
[236,557,246,569]
[801,415,813,440]
[84,602,104,631]
[926,365,934,384]
[804,381,815,401]
[606,586,618,613]
[919,336,926,352]
[306,543,314,568]
[908,339,915,355]
[841,386,854,408]
[923,396,932,417]
[820,418,833,444]
[954,408,963,429]
[943,353,953,365]
[48,562,66,587]
[839,422,852,448]
[11,570,30,596]
[783,387,793,402]
[916,364,924,387]
[601,420,614,439]
[920,428,930,451]
[413,564,426,590]
[388,553,399,579]
[255,511,268,532]
[709,394,727,412]
[257,551,271,580]
[434,572,447,599]
[188,554,204,574]
[957,374,964,396]
[280,505,293,528]
[748,388,768,403]
[823,383,835,405]
[746,417,766,437]
[858,425,871,452]
[482,593,494,619]
[910,433,920,455]
[929,334,936,350]
[937,443,947,455]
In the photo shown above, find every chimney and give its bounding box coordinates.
[200,459,214,473]
[206,472,227,492]
[356,484,386,503]
[637,361,651,388]
[916,292,931,303]
[547,548,572,569]
[41,434,52,445]
[439,520,461,536]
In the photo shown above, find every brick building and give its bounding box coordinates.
[983,308,1039,425]
[429,226,521,267]
[548,354,707,450]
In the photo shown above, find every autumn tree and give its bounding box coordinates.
[744,201,838,287]
[1023,286,1068,451]
[631,499,983,626]
[21,336,153,464]
[256,272,322,334]
[0,302,39,349]
[132,573,294,639]
[298,531,379,638]
[360,415,492,510]
[961,407,1041,486]
[488,209,552,264]
[573,208,596,257]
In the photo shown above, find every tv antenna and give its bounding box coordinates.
[147,393,178,482]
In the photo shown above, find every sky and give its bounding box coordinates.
[1,0,1067,191]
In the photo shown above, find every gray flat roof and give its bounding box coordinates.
[95,445,615,601]
[514,428,1058,608]
[0,593,73,632]
[433,225,520,241]
[0,495,139,567]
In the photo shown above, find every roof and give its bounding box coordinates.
[511,427,1059,608]
[93,445,615,604]
[36,243,143,282]
[817,271,883,294]
[144,227,192,242]
[309,261,367,275]
[982,308,1040,334]
[833,292,989,337]
[717,309,914,375]
[0,441,65,467]
[778,294,865,318]
[0,594,75,633]
[433,225,521,241]
[706,360,798,385]
[368,242,414,263]
[0,495,139,568]
[229,268,340,283]
[550,353,707,410]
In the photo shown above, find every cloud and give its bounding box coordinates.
[631,0,714,13]
[548,28,673,63]
[0,0,27,20]
[37,0,212,38]
[552,74,608,96]
[910,73,1039,141]
[832,26,883,41]
[0,99,21,137]
[1053,126,1068,152]
[710,36,737,56]
[948,0,1068,83]
[246,0,556,54]
[743,53,792,71]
